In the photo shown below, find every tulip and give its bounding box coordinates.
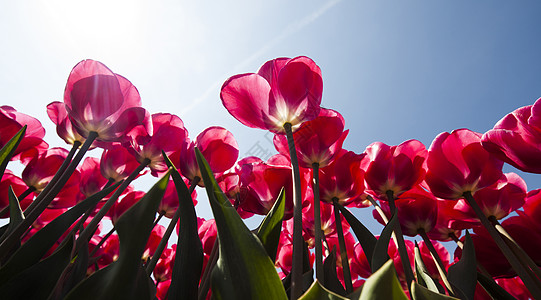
[482,102,541,173]
[63,59,151,147]
[221,56,323,134]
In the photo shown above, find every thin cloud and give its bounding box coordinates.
[180,0,342,115]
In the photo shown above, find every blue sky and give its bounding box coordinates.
[1,1,541,243]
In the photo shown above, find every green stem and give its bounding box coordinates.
[312,162,324,283]
[463,191,541,298]
[18,186,36,202]
[23,140,81,217]
[284,122,304,299]
[0,134,94,259]
[418,228,455,296]
[77,158,150,248]
[332,198,353,293]
[489,216,541,282]
[386,190,415,293]
[198,237,219,300]
[89,226,116,257]
[146,178,200,275]
[152,212,165,229]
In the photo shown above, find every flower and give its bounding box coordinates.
[425,129,504,200]
[0,105,48,163]
[362,139,427,199]
[221,56,323,133]
[481,102,541,173]
[63,59,151,146]
[273,108,348,168]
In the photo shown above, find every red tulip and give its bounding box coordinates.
[47,101,87,146]
[425,199,462,241]
[130,113,189,176]
[362,140,427,199]
[450,172,526,229]
[158,178,197,218]
[0,105,48,164]
[100,144,141,182]
[63,59,151,146]
[482,102,541,173]
[77,157,113,202]
[425,129,504,200]
[107,190,145,225]
[273,108,348,168]
[176,126,238,185]
[318,150,366,207]
[221,56,323,133]
[22,147,81,208]
[0,170,33,218]
[372,186,438,237]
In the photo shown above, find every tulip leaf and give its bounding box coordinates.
[336,202,379,272]
[163,152,203,300]
[0,187,24,243]
[447,231,476,300]
[256,187,285,263]
[322,246,346,296]
[411,281,460,300]
[414,242,440,293]
[0,235,73,299]
[359,259,408,300]
[299,280,350,300]
[371,211,396,272]
[195,148,287,300]
[476,271,516,300]
[0,126,26,179]
[65,171,170,300]
[0,181,121,284]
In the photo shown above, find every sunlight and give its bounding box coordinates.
[38,0,146,57]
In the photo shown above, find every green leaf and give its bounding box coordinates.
[414,242,441,293]
[0,126,26,179]
[336,202,378,271]
[0,235,73,299]
[257,187,285,262]
[299,281,350,300]
[195,148,287,300]
[371,211,396,272]
[359,259,408,300]
[0,187,24,243]
[411,281,460,300]
[0,182,121,284]
[322,246,346,296]
[163,152,203,300]
[65,171,170,300]
[476,271,516,300]
[447,231,477,300]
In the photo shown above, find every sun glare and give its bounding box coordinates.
[38,0,145,57]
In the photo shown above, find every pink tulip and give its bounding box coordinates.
[63,59,151,146]
[273,108,348,168]
[129,113,189,176]
[221,56,323,133]
[47,101,87,146]
[176,126,238,185]
[482,102,541,173]
[318,150,366,207]
[450,172,526,229]
[425,129,504,200]
[0,170,33,218]
[100,144,141,182]
[362,139,427,199]
[22,147,81,208]
[0,106,48,164]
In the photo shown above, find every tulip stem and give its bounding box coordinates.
[77,158,150,250]
[386,190,415,293]
[152,212,165,229]
[332,198,353,293]
[418,228,455,295]
[23,141,81,217]
[0,134,93,259]
[199,237,219,300]
[284,122,304,299]
[89,226,116,258]
[489,216,541,282]
[312,162,324,283]
[463,191,541,298]
[147,178,200,276]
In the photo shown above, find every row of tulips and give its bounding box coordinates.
[0,56,539,299]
